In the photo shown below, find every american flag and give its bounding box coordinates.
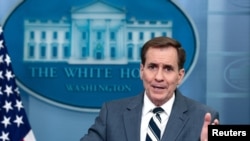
[0,26,36,141]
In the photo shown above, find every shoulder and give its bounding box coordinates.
[107,94,141,105]
[100,93,143,111]
[175,90,218,114]
[178,92,220,122]
[184,95,215,112]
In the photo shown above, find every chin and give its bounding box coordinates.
[152,96,165,102]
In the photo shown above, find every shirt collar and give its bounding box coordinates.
[142,91,175,116]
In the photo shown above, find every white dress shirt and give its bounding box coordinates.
[140,92,175,141]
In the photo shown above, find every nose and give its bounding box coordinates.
[155,68,164,81]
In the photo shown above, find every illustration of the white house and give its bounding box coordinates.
[23,1,173,64]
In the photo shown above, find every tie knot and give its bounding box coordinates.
[152,107,164,114]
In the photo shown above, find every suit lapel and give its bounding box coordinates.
[123,94,143,141]
[121,91,190,141]
[161,90,190,141]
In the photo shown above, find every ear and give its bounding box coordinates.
[177,68,185,85]
[139,64,144,80]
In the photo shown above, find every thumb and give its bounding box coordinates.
[200,113,212,141]
[204,113,212,126]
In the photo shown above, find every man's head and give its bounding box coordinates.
[140,36,186,106]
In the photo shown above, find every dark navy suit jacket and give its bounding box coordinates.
[80,89,219,141]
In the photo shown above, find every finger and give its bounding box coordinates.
[204,113,212,126]
[211,119,219,125]
[200,113,211,141]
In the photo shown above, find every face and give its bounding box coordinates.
[140,47,185,106]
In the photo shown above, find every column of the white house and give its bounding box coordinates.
[133,31,138,61]
[57,30,63,60]
[117,25,123,59]
[23,29,28,60]
[134,32,139,61]
[88,19,94,60]
[105,19,110,60]
[122,20,127,59]
[35,30,40,60]
[46,30,52,60]
[70,20,78,60]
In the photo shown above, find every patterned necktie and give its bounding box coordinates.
[146,107,164,141]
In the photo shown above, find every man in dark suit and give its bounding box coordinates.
[80,36,219,141]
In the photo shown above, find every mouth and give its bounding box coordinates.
[152,85,166,90]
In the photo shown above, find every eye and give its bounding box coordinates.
[164,65,173,71]
[147,64,156,70]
